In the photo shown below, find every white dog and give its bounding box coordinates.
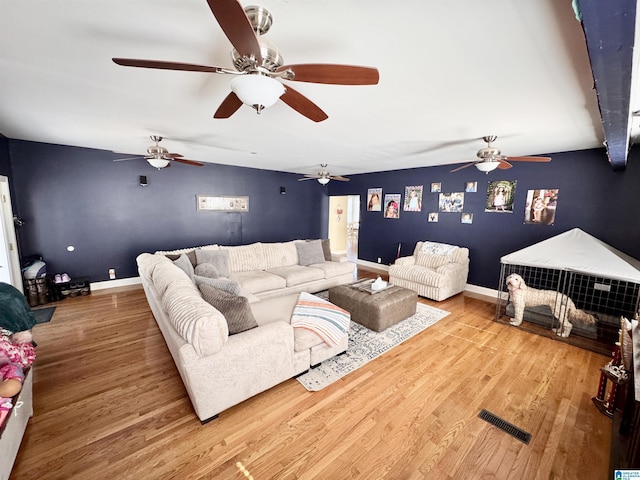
[505,273,597,337]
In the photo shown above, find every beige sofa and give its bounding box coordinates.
[389,241,469,301]
[136,240,354,422]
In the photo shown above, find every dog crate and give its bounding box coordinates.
[495,229,640,354]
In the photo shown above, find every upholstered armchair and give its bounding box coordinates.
[389,241,469,301]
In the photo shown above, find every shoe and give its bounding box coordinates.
[54,274,62,283]
[61,273,71,282]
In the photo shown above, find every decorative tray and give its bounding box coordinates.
[350,279,393,295]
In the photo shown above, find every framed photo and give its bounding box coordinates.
[197,195,249,212]
[438,192,464,213]
[431,182,441,193]
[383,194,401,218]
[428,212,439,222]
[461,212,473,224]
[465,181,477,193]
[367,188,383,211]
[403,185,423,212]
[485,180,517,213]
[524,188,559,225]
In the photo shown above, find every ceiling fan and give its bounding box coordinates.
[114,136,204,169]
[112,0,379,122]
[298,164,350,185]
[450,135,552,173]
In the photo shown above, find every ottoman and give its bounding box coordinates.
[328,284,418,332]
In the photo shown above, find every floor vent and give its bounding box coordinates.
[478,409,531,444]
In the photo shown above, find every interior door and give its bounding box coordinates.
[0,176,22,291]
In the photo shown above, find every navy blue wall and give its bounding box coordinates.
[8,140,328,282]
[329,147,640,290]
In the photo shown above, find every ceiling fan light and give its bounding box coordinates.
[147,158,170,169]
[230,75,285,111]
[317,177,330,185]
[475,161,500,173]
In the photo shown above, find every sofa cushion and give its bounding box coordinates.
[296,240,325,266]
[306,261,354,279]
[416,253,452,269]
[266,265,325,287]
[199,284,258,335]
[390,264,446,288]
[162,286,228,357]
[321,238,332,261]
[195,249,230,277]
[173,254,196,282]
[229,270,287,294]
[222,243,266,272]
[262,241,299,270]
[194,263,219,279]
[194,275,242,295]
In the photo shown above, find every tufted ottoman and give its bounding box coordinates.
[328,283,418,332]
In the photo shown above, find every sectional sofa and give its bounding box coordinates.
[136,240,355,422]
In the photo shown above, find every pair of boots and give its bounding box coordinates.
[25,278,49,306]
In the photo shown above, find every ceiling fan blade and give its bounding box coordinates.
[298,176,320,181]
[171,158,204,167]
[505,156,552,162]
[206,0,262,63]
[497,160,513,169]
[112,58,230,74]
[449,162,478,173]
[165,153,184,158]
[329,175,350,182]
[277,64,379,85]
[214,92,244,118]
[113,156,143,162]
[280,86,328,122]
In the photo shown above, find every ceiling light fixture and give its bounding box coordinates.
[317,177,330,185]
[147,158,170,169]
[230,75,285,114]
[475,161,501,173]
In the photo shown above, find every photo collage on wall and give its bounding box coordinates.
[366,179,557,226]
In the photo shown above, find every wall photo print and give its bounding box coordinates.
[524,188,559,225]
[485,180,517,213]
[431,182,441,193]
[438,192,464,213]
[403,185,423,212]
[384,194,401,218]
[367,188,382,211]
[428,212,438,222]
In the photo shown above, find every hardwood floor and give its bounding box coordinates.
[10,270,612,479]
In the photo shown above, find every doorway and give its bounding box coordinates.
[328,195,360,262]
[0,176,22,291]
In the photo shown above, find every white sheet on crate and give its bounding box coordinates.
[501,228,640,283]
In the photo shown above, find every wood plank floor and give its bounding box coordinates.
[9,270,612,479]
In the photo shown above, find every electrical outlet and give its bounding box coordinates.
[377,257,382,263]
[108,268,116,280]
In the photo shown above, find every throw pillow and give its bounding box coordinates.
[194,263,219,279]
[165,250,197,267]
[173,253,195,282]
[321,238,332,261]
[198,283,258,335]
[195,249,230,277]
[296,239,326,266]
[195,275,243,296]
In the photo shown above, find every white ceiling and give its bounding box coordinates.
[0,0,625,177]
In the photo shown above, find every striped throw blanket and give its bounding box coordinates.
[291,292,350,347]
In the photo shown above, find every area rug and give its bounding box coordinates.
[31,306,56,324]
[296,303,449,391]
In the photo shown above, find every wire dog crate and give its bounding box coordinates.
[494,229,640,354]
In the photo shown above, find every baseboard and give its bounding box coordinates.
[357,259,389,272]
[91,276,142,291]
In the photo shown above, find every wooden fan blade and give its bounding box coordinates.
[497,160,513,169]
[165,153,183,158]
[171,158,204,167]
[330,175,350,182]
[112,58,228,73]
[449,162,477,173]
[280,86,328,122]
[505,156,552,162]
[214,92,244,118]
[206,0,262,63]
[277,64,379,85]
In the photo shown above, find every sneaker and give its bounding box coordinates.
[61,273,71,282]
